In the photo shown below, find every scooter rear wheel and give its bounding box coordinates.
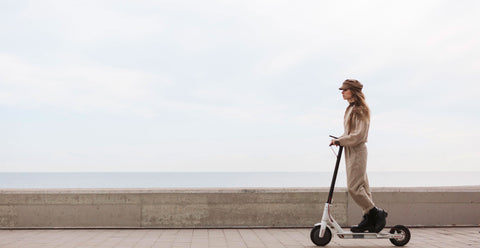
[389,225,410,246]
[310,226,332,246]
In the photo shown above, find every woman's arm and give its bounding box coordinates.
[336,118,369,147]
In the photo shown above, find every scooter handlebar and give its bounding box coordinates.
[329,135,340,147]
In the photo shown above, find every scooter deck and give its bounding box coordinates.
[337,232,395,239]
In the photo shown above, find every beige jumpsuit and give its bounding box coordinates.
[337,105,375,214]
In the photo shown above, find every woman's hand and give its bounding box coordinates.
[329,140,339,146]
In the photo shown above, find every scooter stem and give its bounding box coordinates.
[327,145,343,204]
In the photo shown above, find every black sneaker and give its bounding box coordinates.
[350,214,374,233]
[369,207,388,233]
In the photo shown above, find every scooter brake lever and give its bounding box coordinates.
[329,135,339,156]
[330,146,338,157]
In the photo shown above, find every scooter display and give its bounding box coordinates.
[310,136,411,246]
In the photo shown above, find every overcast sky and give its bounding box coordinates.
[1,0,479,172]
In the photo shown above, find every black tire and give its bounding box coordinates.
[310,225,332,246]
[389,225,411,246]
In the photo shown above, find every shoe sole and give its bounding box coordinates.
[351,227,370,233]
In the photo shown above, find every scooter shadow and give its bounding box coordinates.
[306,246,389,248]
[306,240,392,248]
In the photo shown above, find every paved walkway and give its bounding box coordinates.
[0,227,479,248]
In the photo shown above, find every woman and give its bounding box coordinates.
[330,79,387,233]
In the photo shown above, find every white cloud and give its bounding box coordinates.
[368,109,480,171]
[256,48,314,75]
[1,0,480,173]
[19,1,166,44]
[0,54,165,117]
[0,54,295,123]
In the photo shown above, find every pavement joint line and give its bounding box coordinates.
[0,227,479,248]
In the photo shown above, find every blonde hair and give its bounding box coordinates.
[345,84,370,132]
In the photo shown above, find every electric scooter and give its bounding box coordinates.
[310,136,411,246]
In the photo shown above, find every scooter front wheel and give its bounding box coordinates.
[389,225,411,246]
[310,226,332,246]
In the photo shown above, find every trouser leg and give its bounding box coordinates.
[345,146,375,214]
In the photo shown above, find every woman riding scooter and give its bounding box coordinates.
[330,79,387,233]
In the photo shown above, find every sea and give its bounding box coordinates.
[0,171,479,189]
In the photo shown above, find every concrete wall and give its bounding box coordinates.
[349,187,480,227]
[0,187,479,228]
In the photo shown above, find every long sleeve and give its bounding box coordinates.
[337,118,369,147]
[336,106,369,147]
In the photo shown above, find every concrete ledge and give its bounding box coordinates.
[0,187,479,228]
[351,186,480,227]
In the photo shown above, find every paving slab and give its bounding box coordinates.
[0,227,479,248]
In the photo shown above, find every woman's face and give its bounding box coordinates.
[342,89,353,101]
